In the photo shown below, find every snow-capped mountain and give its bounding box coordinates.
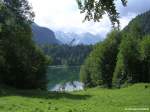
[55,31,102,45]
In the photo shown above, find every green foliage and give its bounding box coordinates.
[0,49,5,83]
[140,36,150,81]
[0,0,49,89]
[113,35,141,87]
[80,30,121,88]
[113,22,150,87]
[80,59,93,87]
[81,11,150,88]
[41,44,92,66]
[140,36,150,60]
[124,10,150,35]
[2,0,35,22]
[77,0,127,27]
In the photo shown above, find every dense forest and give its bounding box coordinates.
[0,0,150,90]
[80,10,150,88]
[0,0,49,89]
[41,44,92,65]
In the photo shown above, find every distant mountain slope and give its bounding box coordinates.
[32,23,61,45]
[124,10,150,35]
[55,31,102,45]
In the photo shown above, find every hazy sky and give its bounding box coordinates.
[28,0,150,37]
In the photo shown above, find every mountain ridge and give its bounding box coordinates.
[32,23,61,45]
[55,31,103,45]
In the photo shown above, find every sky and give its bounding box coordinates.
[28,0,150,38]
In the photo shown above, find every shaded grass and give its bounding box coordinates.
[0,83,150,112]
[0,88,91,100]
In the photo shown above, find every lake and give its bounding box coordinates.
[47,65,84,91]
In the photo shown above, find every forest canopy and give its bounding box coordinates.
[0,0,49,89]
[41,44,92,66]
[80,10,150,88]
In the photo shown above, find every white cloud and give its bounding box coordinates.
[119,13,137,30]
[28,0,150,38]
[28,0,111,37]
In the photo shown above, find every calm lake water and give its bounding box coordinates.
[47,65,84,91]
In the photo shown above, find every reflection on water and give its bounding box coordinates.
[47,66,83,91]
[51,81,84,92]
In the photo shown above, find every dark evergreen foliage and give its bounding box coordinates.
[0,0,50,89]
[41,44,92,66]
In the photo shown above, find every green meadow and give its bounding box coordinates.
[0,83,150,112]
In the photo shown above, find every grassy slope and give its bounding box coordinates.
[0,83,150,112]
